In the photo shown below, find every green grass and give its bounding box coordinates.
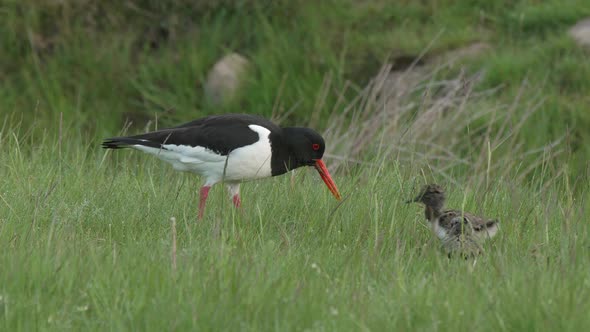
[0,128,589,331]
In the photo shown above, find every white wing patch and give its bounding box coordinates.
[131,124,273,185]
[474,223,499,241]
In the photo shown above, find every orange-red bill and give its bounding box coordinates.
[314,159,342,200]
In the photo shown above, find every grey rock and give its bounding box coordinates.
[204,53,250,106]
[569,18,590,48]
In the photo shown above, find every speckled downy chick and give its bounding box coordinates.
[406,184,499,257]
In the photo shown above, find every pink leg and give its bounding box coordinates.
[226,184,241,209]
[232,194,241,208]
[198,186,211,220]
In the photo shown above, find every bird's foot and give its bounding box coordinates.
[232,194,241,208]
[198,186,211,220]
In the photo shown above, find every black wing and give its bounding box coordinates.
[102,113,281,155]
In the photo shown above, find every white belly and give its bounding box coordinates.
[432,219,449,240]
[133,124,273,185]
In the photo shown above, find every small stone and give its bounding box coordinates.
[75,304,89,312]
[203,53,250,106]
[569,18,590,48]
[330,307,339,316]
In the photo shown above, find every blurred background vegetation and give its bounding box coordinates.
[2,0,590,183]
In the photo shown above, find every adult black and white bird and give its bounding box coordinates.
[102,113,342,219]
[406,184,499,257]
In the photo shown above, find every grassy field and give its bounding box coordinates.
[2,0,590,330]
[0,129,588,330]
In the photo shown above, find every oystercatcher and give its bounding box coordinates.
[406,184,499,257]
[102,114,342,219]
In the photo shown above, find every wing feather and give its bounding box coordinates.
[102,114,281,155]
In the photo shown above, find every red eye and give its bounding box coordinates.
[312,143,320,151]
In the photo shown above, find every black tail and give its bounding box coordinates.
[101,137,162,149]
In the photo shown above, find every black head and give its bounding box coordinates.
[406,184,446,210]
[277,127,341,200]
[282,127,326,166]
